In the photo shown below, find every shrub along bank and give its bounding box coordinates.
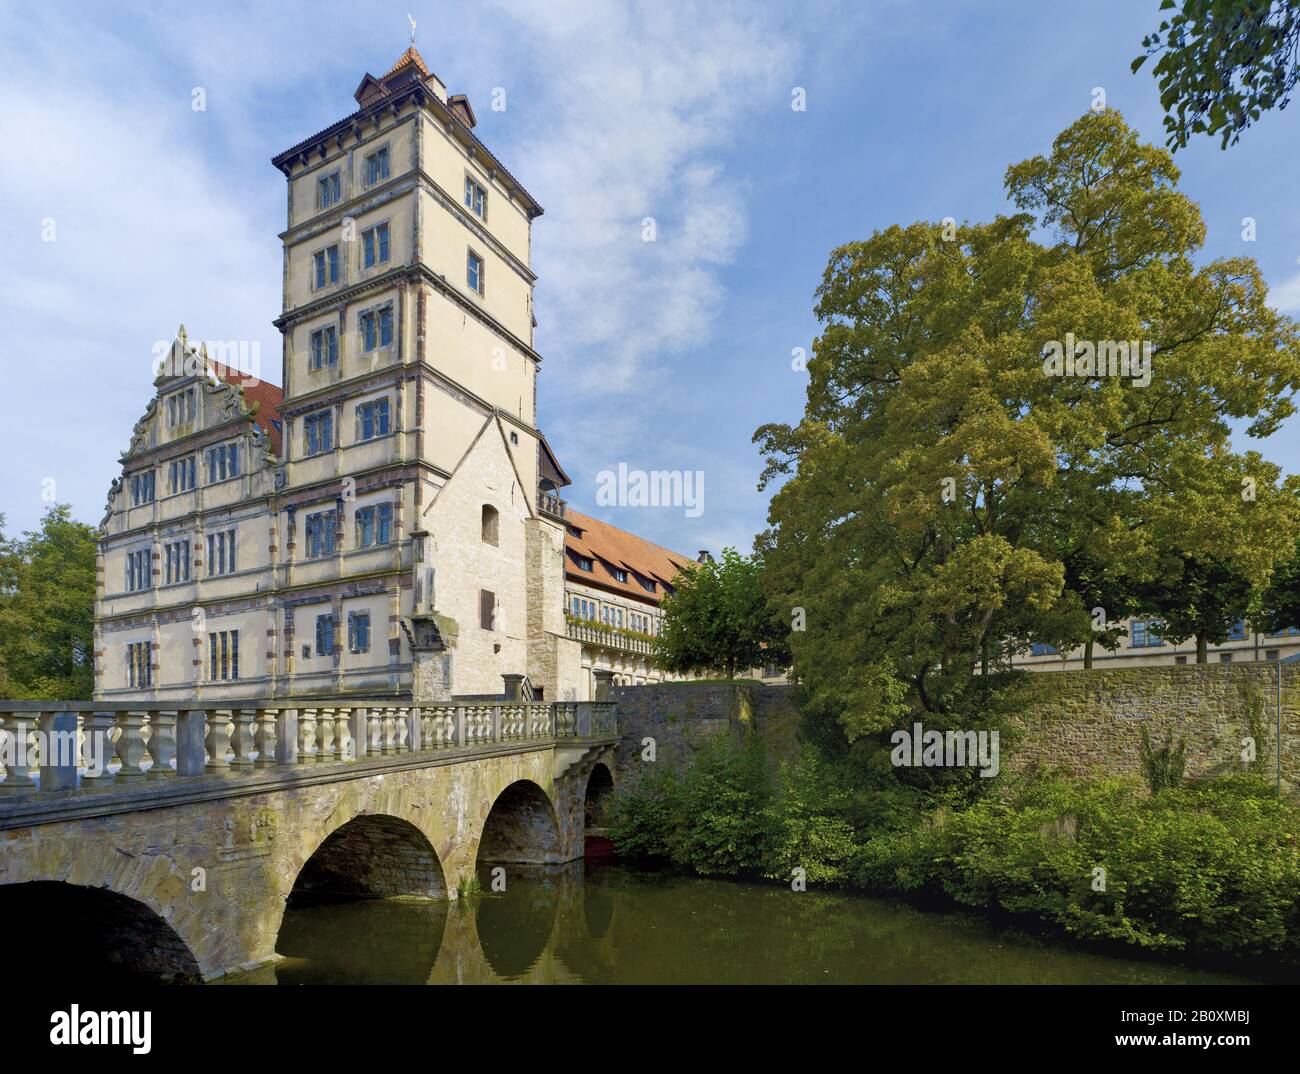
[609,735,1300,966]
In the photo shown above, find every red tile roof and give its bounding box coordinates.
[562,507,697,605]
[214,365,283,456]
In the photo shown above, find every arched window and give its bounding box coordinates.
[481,504,499,546]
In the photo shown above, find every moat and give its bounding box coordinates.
[224,863,1259,985]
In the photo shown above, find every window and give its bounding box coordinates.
[208,630,239,681]
[465,176,487,218]
[467,249,484,295]
[207,529,237,577]
[309,326,338,370]
[1175,655,1188,665]
[609,566,628,583]
[364,146,390,186]
[304,510,335,558]
[1219,652,1233,663]
[570,596,597,621]
[356,398,390,442]
[127,641,152,688]
[639,577,656,593]
[163,539,190,584]
[318,170,340,209]
[165,388,195,428]
[130,471,155,506]
[1130,618,1165,648]
[355,503,393,548]
[315,615,335,657]
[479,589,497,631]
[1227,619,1248,641]
[1266,649,1280,661]
[1029,642,1058,656]
[168,456,197,494]
[313,244,340,288]
[125,549,151,592]
[481,504,499,546]
[362,223,390,269]
[573,554,593,572]
[359,305,394,352]
[303,410,334,456]
[205,443,240,483]
[348,611,370,654]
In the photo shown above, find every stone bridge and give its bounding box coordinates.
[0,698,618,981]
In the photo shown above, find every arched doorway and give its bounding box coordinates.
[0,881,202,983]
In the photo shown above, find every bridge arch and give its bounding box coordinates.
[288,813,446,906]
[583,762,614,828]
[0,881,202,983]
[476,779,562,865]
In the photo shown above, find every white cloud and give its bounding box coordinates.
[1271,269,1300,314]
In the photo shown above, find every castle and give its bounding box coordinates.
[93,47,704,704]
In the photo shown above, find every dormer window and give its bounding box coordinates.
[573,554,593,572]
[610,567,628,583]
[365,146,390,186]
[639,577,657,593]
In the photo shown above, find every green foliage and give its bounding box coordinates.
[762,746,858,884]
[656,547,790,680]
[1139,556,1254,662]
[1256,537,1300,635]
[1138,724,1188,793]
[1133,0,1300,149]
[856,772,1300,958]
[755,109,1300,716]
[0,506,98,700]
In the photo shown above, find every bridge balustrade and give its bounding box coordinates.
[0,699,617,796]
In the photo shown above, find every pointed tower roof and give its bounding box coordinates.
[384,45,431,79]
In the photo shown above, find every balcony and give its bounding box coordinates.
[538,491,567,521]
[566,619,656,656]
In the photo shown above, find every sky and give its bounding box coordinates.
[1,0,1298,556]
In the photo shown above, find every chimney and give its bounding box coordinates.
[697,550,713,563]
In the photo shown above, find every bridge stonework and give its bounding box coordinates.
[0,739,616,981]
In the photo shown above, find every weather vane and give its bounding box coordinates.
[407,13,417,47]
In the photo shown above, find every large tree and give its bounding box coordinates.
[655,548,790,680]
[756,110,1300,726]
[1256,536,1300,634]
[1133,0,1300,149]
[0,506,98,700]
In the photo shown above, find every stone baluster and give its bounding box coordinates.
[275,710,299,765]
[381,707,398,754]
[419,707,435,750]
[176,709,207,777]
[406,707,421,753]
[146,710,177,778]
[349,708,369,760]
[316,707,336,763]
[334,707,354,761]
[297,707,318,765]
[82,710,118,783]
[231,708,257,767]
[0,712,37,793]
[114,711,149,780]
[394,706,409,752]
[455,704,467,749]
[205,709,232,773]
[366,709,384,755]
[255,709,279,767]
[39,711,79,792]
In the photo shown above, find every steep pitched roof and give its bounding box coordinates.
[214,366,284,456]
[563,507,697,605]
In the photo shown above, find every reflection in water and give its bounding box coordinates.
[227,865,1263,985]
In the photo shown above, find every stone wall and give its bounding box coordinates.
[1008,663,1300,788]
[611,664,1300,790]
[608,681,803,777]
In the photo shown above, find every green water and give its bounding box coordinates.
[225,864,1264,985]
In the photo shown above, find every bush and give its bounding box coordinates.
[762,745,858,884]
[1138,724,1186,793]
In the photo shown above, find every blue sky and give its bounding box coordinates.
[1,0,1297,556]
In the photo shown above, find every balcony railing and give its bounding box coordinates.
[0,698,616,798]
[566,620,656,656]
[538,491,567,520]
